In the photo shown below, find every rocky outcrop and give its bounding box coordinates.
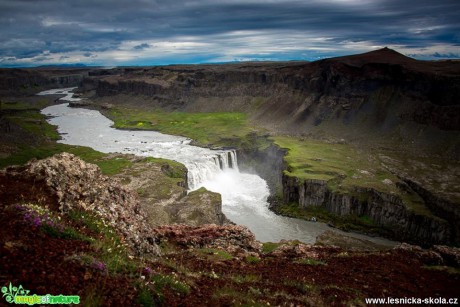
[111,155,227,227]
[152,224,262,253]
[282,174,452,246]
[0,153,160,256]
[394,243,460,267]
[166,187,228,226]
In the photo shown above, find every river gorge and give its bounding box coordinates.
[39,87,395,246]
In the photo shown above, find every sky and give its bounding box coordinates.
[0,0,459,67]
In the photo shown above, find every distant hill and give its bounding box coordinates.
[320,47,460,75]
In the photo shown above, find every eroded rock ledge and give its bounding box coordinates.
[0,153,160,256]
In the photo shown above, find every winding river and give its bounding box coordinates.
[39,88,396,246]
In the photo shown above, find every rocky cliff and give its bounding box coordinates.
[0,68,89,95]
[236,134,287,194]
[281,173,454,246]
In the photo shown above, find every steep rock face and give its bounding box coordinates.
[0,153,160,256]
[282,174,452,246]
[0,68,89,94]
[237,138,287,194]
[83,49,460,135]
[404,179,460,245]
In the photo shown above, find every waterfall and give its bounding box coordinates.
[186,150,239,190]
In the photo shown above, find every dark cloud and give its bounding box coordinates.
[133,43,151,50]
[0,0,459,66]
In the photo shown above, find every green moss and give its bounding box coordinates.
[188,187,208,195]
[196,248,233,261]
[151,274,190,295]
[261,242,281,254]
[137,286,156,307]
[244,255,261,264]
[212,287,265,305]
[41,223,93,242]
[107,108,253,146]
[283,280,316,294]
[142,157,186,178]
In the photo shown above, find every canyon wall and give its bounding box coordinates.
[82,49,460,136]
[0,68,89,95]
[282,174,455,246]
[237,136,287,194]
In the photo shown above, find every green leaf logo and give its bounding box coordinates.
[2,282,30,303]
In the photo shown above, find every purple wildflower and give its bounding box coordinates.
[15,204,25,211]
[143,266,152,275]
[93,260,106,271]
[33,216,41,227]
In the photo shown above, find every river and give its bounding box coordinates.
[39,87,396,246]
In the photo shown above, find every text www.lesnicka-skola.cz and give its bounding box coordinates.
[365,297,458,305]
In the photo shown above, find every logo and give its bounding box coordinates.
[2,283,80,305]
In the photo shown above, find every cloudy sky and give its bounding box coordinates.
[1,0,459,67]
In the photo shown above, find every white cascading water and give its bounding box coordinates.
[39,87,397,246]
[186,150,238,190]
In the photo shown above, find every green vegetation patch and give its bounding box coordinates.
[261,242,281,254]
[196,248,233,261]
[107,108,253,146]
[274,136,398,192]
[151,273,190,296]
[230,274,260,284]
[0,143,132,176]
[68,210,137,273]
[142,157,187,179]
[244,255,261,264]
[423,265,460,275]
